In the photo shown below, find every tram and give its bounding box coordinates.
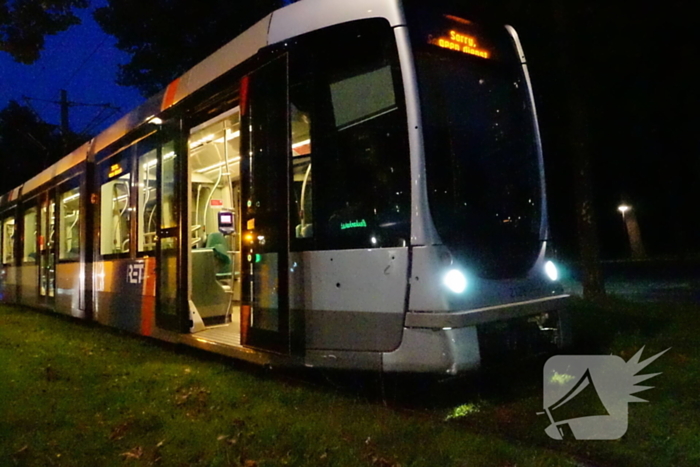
[0,0,569,374]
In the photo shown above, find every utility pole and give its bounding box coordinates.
[23,91,120,155]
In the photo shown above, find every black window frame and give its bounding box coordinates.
[20,197,40,265]
[0,207,18,267]
[57,175,82,263]
[287,18,412,252]
[97,148,134,259]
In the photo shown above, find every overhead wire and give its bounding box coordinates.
[58,7,118,137]
[61,6,111,91]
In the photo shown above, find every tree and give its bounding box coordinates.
[94,0,283,96]
[0,101,84,193]
[0,0,88,63]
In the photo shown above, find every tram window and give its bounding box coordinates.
[99,154,132,256]
[160,141,177,229]
[136,139,176,252]
[2,216,15,264]
[330,65,395,129]
[137,143,157,252]
[58,185,80,260]
[291,89,313,240]
[40,196,56,254]
[22,205,38,263]
[293,19,410,250]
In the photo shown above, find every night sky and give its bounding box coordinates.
[0,1,142,136]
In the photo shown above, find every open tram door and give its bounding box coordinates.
[187,105,243,333]
[240,55,302,355]
[152,123,186,332]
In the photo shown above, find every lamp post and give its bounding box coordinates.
[617,204,646,259]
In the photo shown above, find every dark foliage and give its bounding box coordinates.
[0,101,85,193]
[94,0,284,97]
[0,0,88,63]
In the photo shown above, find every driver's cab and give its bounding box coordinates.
[188,108,242,331]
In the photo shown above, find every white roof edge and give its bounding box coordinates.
[168,14,272,108]
[19,143,90,197]
[268,0,405,45]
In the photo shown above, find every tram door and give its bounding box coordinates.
[39,190,56,305]
[188,108,242,329]
[153,132,182,331]
[241,55,299,354]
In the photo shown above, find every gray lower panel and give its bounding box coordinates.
[304,309,404,352]
[304,349,382,371]
[382,327,481,375]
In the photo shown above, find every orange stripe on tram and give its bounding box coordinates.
[161,77,181,111]
[141,257,156,336]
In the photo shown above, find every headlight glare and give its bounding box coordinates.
[544,260,559,281]
[443,269,468,294]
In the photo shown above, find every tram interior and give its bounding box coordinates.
[2,217,15,264]
[101,172,131,255]
[185,102,312,345]
[188,110,242,335]
[59,189,80,260]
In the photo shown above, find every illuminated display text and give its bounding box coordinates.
[432,30,490,59]
[108,164,124,178]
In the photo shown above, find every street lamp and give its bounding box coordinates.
[618,204,630,214]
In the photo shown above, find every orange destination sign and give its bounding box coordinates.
[432,30,491,59]
[108,163,124,179]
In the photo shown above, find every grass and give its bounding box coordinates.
[1,297,698,466]
[421,297,700,467]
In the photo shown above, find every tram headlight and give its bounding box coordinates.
[443,269,468,294]
[544,260,559,282]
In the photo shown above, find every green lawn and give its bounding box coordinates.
[1,298,698,466]
[423,297,700,467]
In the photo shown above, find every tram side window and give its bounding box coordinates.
[137,143,157,252]
[137,139,176,253]
[291,81,313,241]
[59,185,81,260]
[160,141,177,229]
[23,205,38,263]
[100,155,132,255]
[294,19,410,250]
[2,216,15,264]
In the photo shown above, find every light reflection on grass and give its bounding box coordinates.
[445,402,481,420]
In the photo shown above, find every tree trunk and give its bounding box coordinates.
[550,2,606,299]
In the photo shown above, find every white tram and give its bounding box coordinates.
[0,0,569,374]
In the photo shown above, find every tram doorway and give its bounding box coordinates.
[187,108,243,340]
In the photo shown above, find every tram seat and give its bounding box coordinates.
[205,232,232,279]
[191,248,229,322]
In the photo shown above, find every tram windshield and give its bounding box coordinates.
[408,8,543,278]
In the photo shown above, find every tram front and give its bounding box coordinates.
[383,4,570,373]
